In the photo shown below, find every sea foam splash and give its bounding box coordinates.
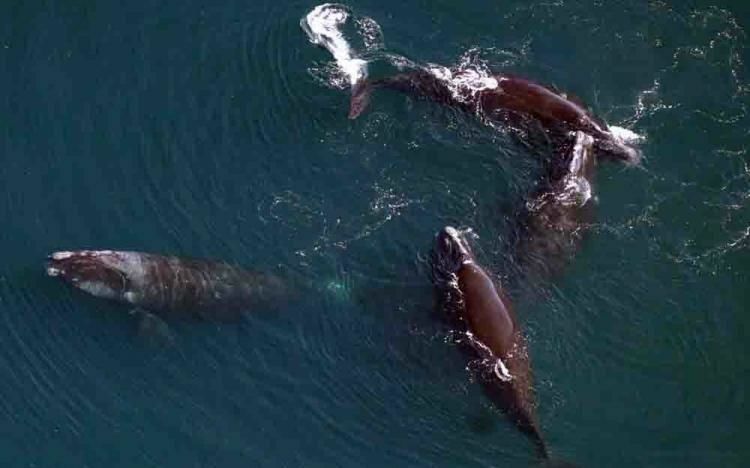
[420,49,505,108]
[301,4,368,88]
[609,125,645,145]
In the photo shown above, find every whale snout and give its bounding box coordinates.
[46,252,76,280]
[46,251,128,300]
[435,226,473,259]
[430,226,476,285]
[46,251,94,281]
[435,227,460,254]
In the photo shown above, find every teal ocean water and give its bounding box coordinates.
[1,1,748,466]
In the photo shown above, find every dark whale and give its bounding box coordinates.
[349,67,641,165]
[513,130,598,282]
[429,226,548,458]
[46,250,291,320]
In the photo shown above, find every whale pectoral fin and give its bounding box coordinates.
[349,80,373,119]
[132,309,176,347]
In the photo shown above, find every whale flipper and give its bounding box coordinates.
[132,308,175,346]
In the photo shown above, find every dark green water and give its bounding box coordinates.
[1,1,748,466]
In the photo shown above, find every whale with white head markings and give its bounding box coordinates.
[46,250,292,321]
[430,226,548,458]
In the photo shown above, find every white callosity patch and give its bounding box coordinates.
[51,251,75,260]
[302,4,368,88]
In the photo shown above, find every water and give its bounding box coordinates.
[1,1,748,466]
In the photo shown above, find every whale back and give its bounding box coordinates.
[130,254,289,318]
[47,250,291,320]
[428,227,548,458]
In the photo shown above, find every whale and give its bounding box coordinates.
[349,67,641,165]
[46,250,291,320]
[512,130,598,282]
[429,226,548,458]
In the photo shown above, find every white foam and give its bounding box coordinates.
[609,125,645,144]
[425,64,498,106]
[302,4,368,87]
[452,69,498,90]
[560,131,595,206]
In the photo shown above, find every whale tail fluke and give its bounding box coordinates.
[516,417,551,462]
[535,443,580,468]
[520,431,581,468]
[521,425,581,468]
[348,79,373,119]
[534,435,550,460]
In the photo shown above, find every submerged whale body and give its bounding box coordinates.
[350,68,642,165]
[514,131,599,281]
[429,227,548,458]
[47,250,291,320]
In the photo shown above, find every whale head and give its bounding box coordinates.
[429,226,475,286]
[46,250,131,301]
